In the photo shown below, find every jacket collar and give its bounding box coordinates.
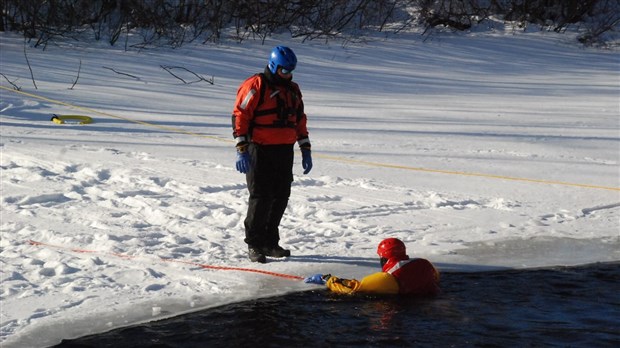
[381,256,410,273]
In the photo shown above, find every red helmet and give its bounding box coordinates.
[377,238,407,259]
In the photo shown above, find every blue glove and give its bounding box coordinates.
[236,151,250,174]
[304,273,329,285]
[301,148,312,174]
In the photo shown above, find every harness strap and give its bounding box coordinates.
[254,108,279,116]
[251,73,299,129]
[253,121,296,129]
[256,73,268,108]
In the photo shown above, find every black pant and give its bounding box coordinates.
[244,143,294,248]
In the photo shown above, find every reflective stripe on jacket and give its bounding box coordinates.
[233,73,308,146]
[383,258,440,296]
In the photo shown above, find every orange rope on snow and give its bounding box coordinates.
[28,240,304,281]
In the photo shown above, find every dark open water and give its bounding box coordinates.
[58,262,619,347]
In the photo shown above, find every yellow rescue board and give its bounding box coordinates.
[51,114,93,125]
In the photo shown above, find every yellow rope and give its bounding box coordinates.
[316,154,619,191]
[2,85,618,192]
[1,85,230,142]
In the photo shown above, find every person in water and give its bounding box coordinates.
[304,238,440,296]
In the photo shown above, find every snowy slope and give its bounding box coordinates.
[1,29,619,347]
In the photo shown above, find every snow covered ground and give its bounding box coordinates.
[1,27,619,347]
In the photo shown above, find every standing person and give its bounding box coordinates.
[232,46,312,263]
[304,238,440,296]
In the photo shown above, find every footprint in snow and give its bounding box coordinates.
[144,284,166,292]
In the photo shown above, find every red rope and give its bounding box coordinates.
[28,240,303,281]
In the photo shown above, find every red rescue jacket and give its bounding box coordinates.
[232,71,309,146]
[382,257,440,296]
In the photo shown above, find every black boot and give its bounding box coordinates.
[262,245,290,258]
[248,247,267,263]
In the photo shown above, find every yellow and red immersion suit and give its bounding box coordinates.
[326,257,440,296]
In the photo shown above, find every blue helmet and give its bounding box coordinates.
[268,46,297,74]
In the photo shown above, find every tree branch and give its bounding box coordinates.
[160,65,214,85]
[102,66,140,80]
[23,44,38,89]
[69,59,82,90]
[1,73,21,90]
